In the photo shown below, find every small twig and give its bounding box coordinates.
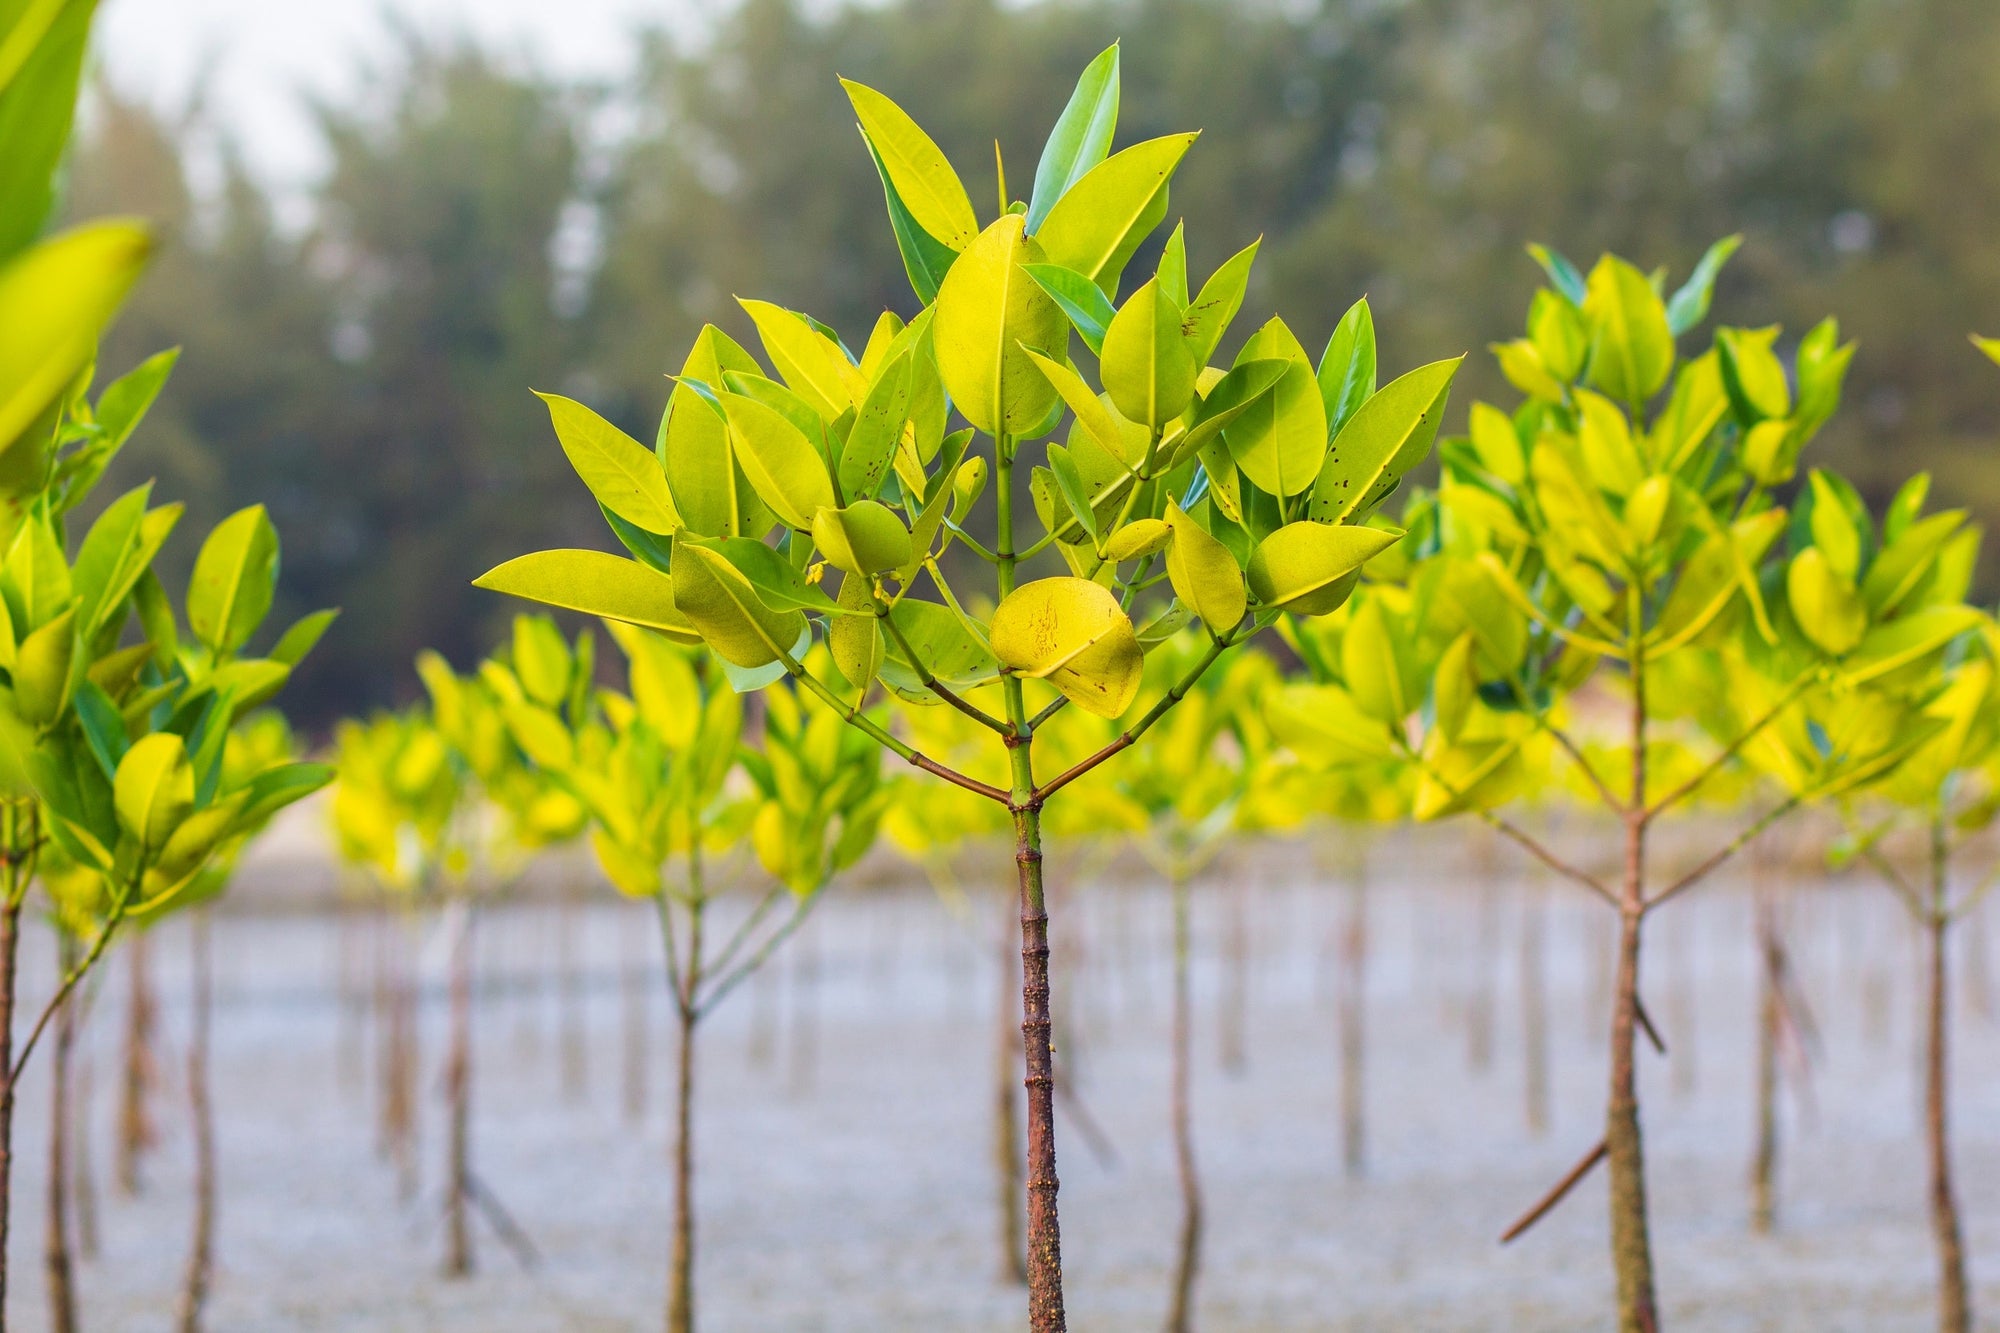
[464,1170,540,1269]
[697,895,819,1020]
[1500,1138,1608,1244]
[1644,672,1816,823]
[702,885,786,986]
[1054,1073,1119,1170]
[1400,742,1616,907]
[1645,795,1801,913]
[1634,997,1667,1057]
[1506,679,1624,814]
[875,601,1011,737]
[1032,630,1241,805]
[783,659,1010,805]
[12,873,139,1084]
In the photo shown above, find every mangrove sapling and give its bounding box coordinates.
[478,50,1457,1324]
[332,710,467,1211]
[513,627,884,1333]
[137,708,321,1333]
[1278,240,1969,1327]
[1056,636,1273,1329]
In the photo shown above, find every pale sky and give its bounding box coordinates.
[96,0,717,186]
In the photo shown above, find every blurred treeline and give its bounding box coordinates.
[70,0,2000,725]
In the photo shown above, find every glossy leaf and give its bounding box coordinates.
[1583,254,1674,406]
[813,501,913,576]
[1316,297,1376,441]
[1246,521,1400,615]
[1164,503,1245,632]
[989,576,1142,717]
[670,542,808,668]
[717,390,837,530]
[840,79,977,251]
[1027,43,1120,232]
[187,504,279,656]
[540,390,679,535]
[1223,318,1324,498]
[114,731,193,849]
[1307,357,1460,522]
[933,214,1066,436]
[1034,133,1197,295]
[474,549,701,644]
[1100,278,1198,431]
[0,220,151,454]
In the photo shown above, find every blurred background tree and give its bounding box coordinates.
[64,0,2000,723]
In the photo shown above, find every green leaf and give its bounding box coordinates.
[660,326,771,539]
[737,299,862,419]
[1184,238,1260,367]
[860,136,959,303]
[840,351,913,501]
[11,604,71,724]
[187,505,279,656]
[829,572,882,694]
[1342,596,1405,723]
[474,549,701,644]
[1844,606,1984,684]
[0,220,152,454]
[1583,254,1674,406]
[1164,503,1245,633]
[1525,243,1587,306]
[69,483,151,637]
[269,608,339,667]
[1786,548,1866,657]
[1026,42,1120,232]
[0,0,95,263]
[1716,326,1791,421]
[72,677,127,780]
[1164,359,1289,470]
[812,501,913,576]
[1101,518,1169,563]
[841,78,977,251]
[114,731,193,850]
[1223,319,1325,498]
[933,214,1067,436]
[989,576,1142,718]
[1664,235,1741,336]
[539,390,679,535]
[232,761,335,828]
[716,389,837,530]
[1034,133,1197,295]
[1247,521,1401,616]
[1308,357,1461,523]
[881,598,1000,701]
[1022,263,1114,356]
[64,346,178,507]
[1100,278,1198,431]
[1316,297,1376,440]
[670,542,808,669]
[691,537,841,614]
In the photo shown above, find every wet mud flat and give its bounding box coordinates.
[6,852,2000,1331]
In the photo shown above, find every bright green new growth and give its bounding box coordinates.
[477,46,1453,1328]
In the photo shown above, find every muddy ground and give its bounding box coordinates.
[6,831,2000,1330]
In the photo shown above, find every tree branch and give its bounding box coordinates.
[1500,1137,1607,1244]
[1643,671,1815,823]
[873,599,1011,737]
[696,892,819,1020]
[784,661,1010,805]
[1645,794,1802,913]
[1032,629,1239,805]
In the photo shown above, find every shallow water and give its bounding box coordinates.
[6,845,1999,1331]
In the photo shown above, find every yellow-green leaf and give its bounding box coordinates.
[1247,521,1401,616]
[473,550,701,645]
[934,214,1067,436]
[716,390,836,530]
[840,79,978,251]
[1786,548,1865,657]
[812,501,913,576]
[737,299,864,419]
[0,220,152,454]
[989,576,1141,718]
[1034,133,1197,294]
[1099,277,1197,431]
[670,542,807,669]
[1224,318,1325,498]
[115,731,193,849]
[1163,503,1245,632]
[539,391,679,535]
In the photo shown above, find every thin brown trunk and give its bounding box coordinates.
[443,907,474,1278]
[116,933,156,1196]
[0,897,20,1325]
[1607,640,1659,1333]
[1750,890,1780,1235]
[1013,800,1067,1332]
[666,893,703,1333]
[1926,819,1970,1333]
[1521,885,1549,1137]
[1165,865,1202,1333]
[1339,867,1367,1179]
[995,896,1025,1285]
[45,935,78,1333]
[176,912,217,1333]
